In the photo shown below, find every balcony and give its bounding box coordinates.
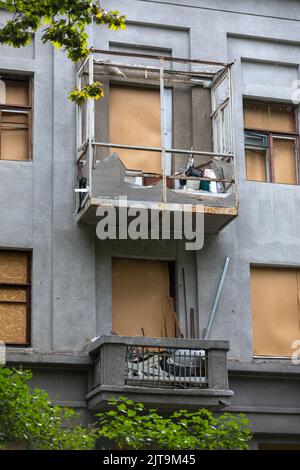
[75,50,238,235]
[87,336,233,410]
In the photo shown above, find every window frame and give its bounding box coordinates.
[244,100,299,184]
[0,75,33,161]
[0,250,31,346]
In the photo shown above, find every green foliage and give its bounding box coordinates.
[0,1,126,101]
[97,397,252,450]
[69,80,104,104]
[0,367,97,450]
[0,368,252,450]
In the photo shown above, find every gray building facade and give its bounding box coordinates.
[1,0,300,449]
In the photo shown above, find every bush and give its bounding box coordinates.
[0,368,252,450]
[0,367,97,450]
[97,396,252,450]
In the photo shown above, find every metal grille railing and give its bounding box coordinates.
[125,346,208,389]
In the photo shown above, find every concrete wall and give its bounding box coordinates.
[1,0,300,443]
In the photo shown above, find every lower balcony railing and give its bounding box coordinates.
[125,345,207,389]
[87,336,233,410]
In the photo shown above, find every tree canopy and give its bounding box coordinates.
[0,1,126,101]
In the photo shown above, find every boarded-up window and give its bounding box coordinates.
[0,77,31,161]
[273,138,297,185]
[244,101,298,184]
[0,251,31,345]
[246,149,267,182]
[109,86,162,174]
[251,266,300,356]
[112,258,177,338]
[244,102,296,133]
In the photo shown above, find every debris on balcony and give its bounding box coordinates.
[126,346,207,389]
[75,49,238,232]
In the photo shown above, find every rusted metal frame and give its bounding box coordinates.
[91,48,230,67]
[95,74,209,87]
[94,60,215,80]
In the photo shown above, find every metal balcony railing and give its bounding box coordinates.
[88,336,231,393]
[125,345,208,389]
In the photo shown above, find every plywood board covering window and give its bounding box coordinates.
[244,101,298,184]
[109,86,162,173]
[244,102,296,133]
[273,138,296,184]
[4,80,29,107]
[251,266,300,356]
[246,149,267,182]
[0,251,31,345]
[112,258,176,338]
[1,112,29,160]
[0,77,31,161]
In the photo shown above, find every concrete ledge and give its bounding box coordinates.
[89,335,230,354]
[6,350,90,367]
[228,359,300,376]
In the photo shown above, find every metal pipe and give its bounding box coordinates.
[203,257,230,340]
[228,65,238,207]
[92,141,234,159]
[76,54,90,76]
[160,58,167,203]
[87,51,94,197]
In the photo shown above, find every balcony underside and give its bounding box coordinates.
[86,384,233,411]
[76,197,238,233]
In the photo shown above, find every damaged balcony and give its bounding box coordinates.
[75,50,238,234]
[87,336,233,410]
